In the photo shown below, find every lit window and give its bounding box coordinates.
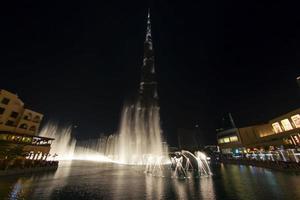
[218,139,224,144]
[281,119,293,131]
[230,136,238,142]
[223,137,230,143]
[272,122,282,133]
[291,114,300,128]
[0,134,8,141]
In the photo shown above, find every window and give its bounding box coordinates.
[281,119,293,131]
[218,139,224,144]
[230,136,238,142]
[219,136,235,144]
[0,134,8,141]
[24,113,32,121]
[1,98,10,105]
[5,120,14,126]
[272,122,282,133]
[19,123,28,129]
[21,137,32,143]
[33,116,41,123]
[10,111,19,119]
[291,114,300,128]
[223,137,230,143]
[0,107,5,115]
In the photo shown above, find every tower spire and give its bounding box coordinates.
[139,9,158,102]
[145,9,152,46]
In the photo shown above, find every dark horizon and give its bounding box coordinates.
[1,1,300,146]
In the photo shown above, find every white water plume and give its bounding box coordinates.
[116,101,168,164]
[39,123,76,160]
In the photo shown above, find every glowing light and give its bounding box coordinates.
[291,114,300,128]
[272,122,283,133]
[281,119,293,131]
[230,136,238,142]
[223,137,230,143]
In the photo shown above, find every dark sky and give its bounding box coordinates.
[1,1,300,146]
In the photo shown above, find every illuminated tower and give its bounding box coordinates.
[116,10,166,164]
[139,10,158,105]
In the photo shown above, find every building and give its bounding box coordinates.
[139,11,158,106]
[217,109,300,161]
[0,89,53,160]
[0,90,43,135]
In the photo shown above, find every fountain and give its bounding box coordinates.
[39,123,76,161]
[145,150,212,178]
[38,10,211,178]
[116,101,167,164]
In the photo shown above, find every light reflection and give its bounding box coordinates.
[199,177,216,200]
[2,162,300,200]
[145,175,165,199]
[172,179,188,199]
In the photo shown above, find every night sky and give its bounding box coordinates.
[1,1,300,146]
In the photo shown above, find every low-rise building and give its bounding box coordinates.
[217,108,300,161]
[0,89,53,160]
[0,89,42,135]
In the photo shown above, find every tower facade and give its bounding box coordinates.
[139,10,158,105]
[115,10,166,164]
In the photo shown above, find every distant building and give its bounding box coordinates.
[177,127,207,151]
[217,108,300,157]
[0,89,53,160]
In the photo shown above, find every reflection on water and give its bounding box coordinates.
[1,162,300,200]
[146,175,165,199]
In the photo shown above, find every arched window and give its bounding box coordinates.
[19,123,28,129]
[29,126,36,132]
[33,116,41,123]
[24,113,32,121]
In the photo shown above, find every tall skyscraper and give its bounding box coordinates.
[116,10,166,164]
[139,10,158,105]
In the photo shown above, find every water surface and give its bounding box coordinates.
[1,161,300,200]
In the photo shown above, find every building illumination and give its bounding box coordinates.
[272,122,282,133]
[230,136,238,142]
[281,119,293,131]
[223,137,230,143]
[218,135,238,144]
[291,114,300,128]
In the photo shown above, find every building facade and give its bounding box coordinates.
[0,89,53,160]
[0,89,43,135]
[217,108,300,161]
